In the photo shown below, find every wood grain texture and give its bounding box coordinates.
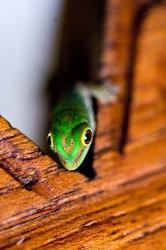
[98,0,155,152]
[0,0,166,249]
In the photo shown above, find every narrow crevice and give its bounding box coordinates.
[47,0,106,177]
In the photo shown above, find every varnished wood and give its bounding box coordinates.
[0,0,166,249]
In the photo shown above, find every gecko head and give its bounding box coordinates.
[47,123,93,170]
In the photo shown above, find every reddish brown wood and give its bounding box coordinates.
[98,0,153,151]
[0,0,166,249]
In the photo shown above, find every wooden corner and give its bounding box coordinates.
[0,0,166,249]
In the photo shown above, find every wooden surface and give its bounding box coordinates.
[0,0,166,249]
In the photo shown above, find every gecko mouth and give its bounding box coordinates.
[59,158,80,170]
[59,148,84,170]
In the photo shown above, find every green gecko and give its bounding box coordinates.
[47,82,118,170]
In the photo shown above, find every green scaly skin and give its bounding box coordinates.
[48,86,95,170]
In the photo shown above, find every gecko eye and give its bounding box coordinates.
[47,132,53,148]
[81,128,93,146]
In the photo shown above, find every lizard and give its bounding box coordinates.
[47,82,118,170]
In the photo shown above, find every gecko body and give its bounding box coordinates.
[48,83,118,170]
